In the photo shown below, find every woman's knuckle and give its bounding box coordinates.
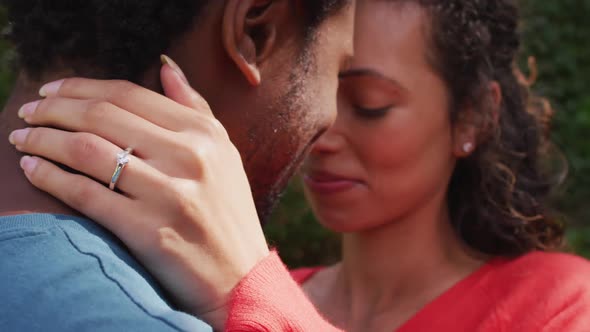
[85,100,112,124]
[192,96,211,114]
[164,142,204,178]
[209,118,226,136]
[69,133,100,165]
[160,181,190,217]
[66,180,95,210]
[176,142,202,162]
[192,143,209,159]
[199,118,220,136]
[109,81,139,101]
[156,227,182,255]
[59,78,79,93]
[193,145,214,169]
[169,188,196,221]
[24,128,43,148]
[31,99,51,120]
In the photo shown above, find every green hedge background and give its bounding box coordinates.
[0,2,588,267]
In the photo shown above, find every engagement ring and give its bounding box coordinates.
[109,147,133,191]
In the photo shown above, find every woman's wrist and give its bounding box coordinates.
[197,249,272,330]
[200,305,228,331]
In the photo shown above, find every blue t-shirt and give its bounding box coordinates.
[0,214,212,332]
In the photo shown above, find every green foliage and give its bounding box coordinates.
[0,6,14,104]
[520,0,590,253]
[266,180,341,268]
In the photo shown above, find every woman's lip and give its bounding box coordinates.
[303,174,362,195]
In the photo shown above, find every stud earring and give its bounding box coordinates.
[463,142,474,153]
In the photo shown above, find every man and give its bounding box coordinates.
[0,0,354,330]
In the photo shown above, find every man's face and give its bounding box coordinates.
[248,7,355,219]
[170,2,355,220]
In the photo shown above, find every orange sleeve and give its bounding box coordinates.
[225,251,342,332]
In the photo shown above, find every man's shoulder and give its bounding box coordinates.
[0,213,211,332]
[0,213,125,255]
[0,213,148,285]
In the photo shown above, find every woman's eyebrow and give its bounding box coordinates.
[338,68,407,92]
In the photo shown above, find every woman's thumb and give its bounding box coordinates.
[160,55,213,115]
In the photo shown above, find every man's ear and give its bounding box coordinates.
[223,0,283,86]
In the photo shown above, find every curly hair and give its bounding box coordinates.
[408,0,565,256]
[2,0,350,82]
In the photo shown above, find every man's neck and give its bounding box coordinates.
[0,72,78,216]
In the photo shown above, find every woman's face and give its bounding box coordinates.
[303,1,461,232]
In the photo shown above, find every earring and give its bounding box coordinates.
[463,142,474,153]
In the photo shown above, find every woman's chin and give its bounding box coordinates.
[312,208,371,233]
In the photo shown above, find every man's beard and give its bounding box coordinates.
[253,79,308,225]
[255,183,284,226]
[253,48,317,225]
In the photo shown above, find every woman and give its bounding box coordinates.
[9,0,590,331]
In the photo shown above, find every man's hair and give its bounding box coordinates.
[3,0,349,82]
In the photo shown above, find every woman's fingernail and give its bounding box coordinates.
[18,101,40,119]
[8,128,31,146]
[161,54,189,84]
[20,156,39,174]
[39,79,65,97]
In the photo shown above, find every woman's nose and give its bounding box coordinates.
[310,123,347,155]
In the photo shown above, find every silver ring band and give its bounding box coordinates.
[109,147,133,191]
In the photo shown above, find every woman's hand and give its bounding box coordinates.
[8,56,269,329]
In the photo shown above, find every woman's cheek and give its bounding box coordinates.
[363,122,448,220]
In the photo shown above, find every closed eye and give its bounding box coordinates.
[354,105,393,119]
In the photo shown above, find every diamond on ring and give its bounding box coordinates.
[117,150,131,165]
[109,148,133,191]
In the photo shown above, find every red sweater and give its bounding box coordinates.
[226,251,590,331]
